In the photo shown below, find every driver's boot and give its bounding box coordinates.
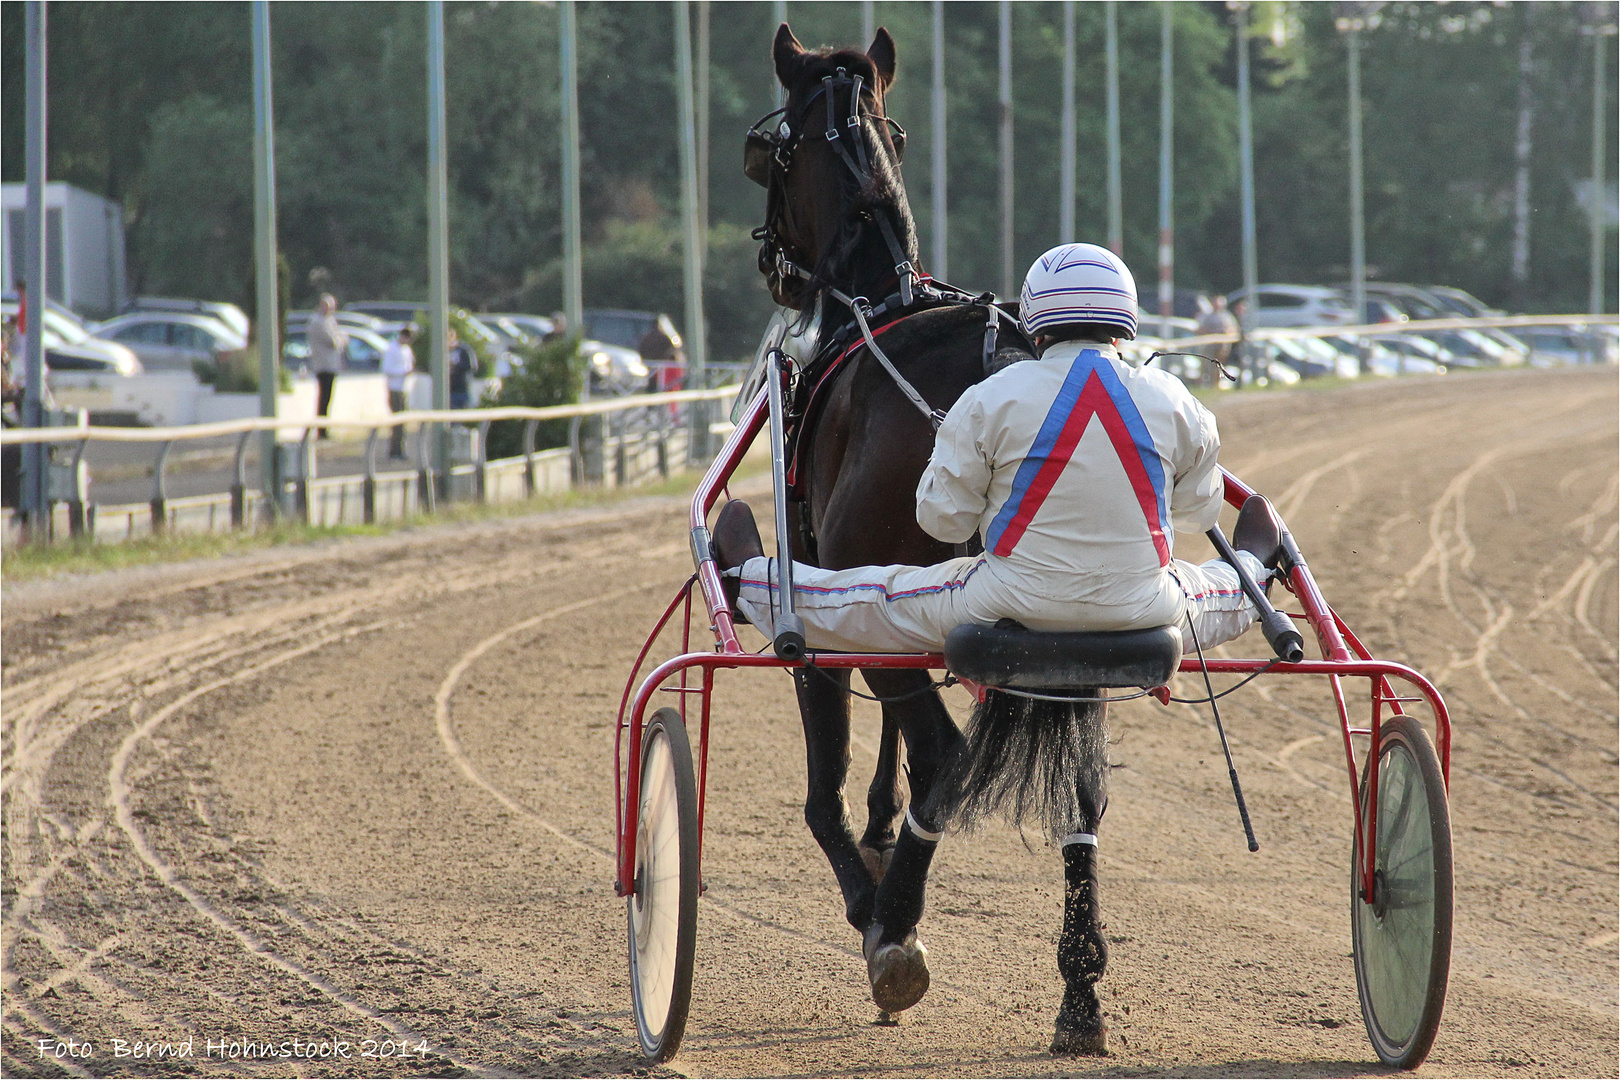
[711,500,764,617]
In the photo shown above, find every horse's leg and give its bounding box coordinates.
[857,669,962,1012]
[794,666,879,930]
[1052,699,1111,1056]
[857,712,902,883]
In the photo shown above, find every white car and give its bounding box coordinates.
[1228,285,1356,329]
[1,302,142,375]
[584,340,649,395]
[92,311,247,372]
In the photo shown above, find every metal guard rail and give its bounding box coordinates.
[3,383,742,538]
[0,384,743,445]
[1133,311,1620,349]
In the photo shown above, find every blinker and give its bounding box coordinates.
[744,132,774,187]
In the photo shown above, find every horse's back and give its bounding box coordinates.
[810,303,1027,569]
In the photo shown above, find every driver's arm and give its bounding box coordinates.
[1170,399,1224,534]
[915,389,992,545]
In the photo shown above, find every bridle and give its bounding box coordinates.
[746,66,1024,433]
[745,69,917,307]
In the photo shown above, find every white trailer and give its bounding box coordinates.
[1,181,127,319]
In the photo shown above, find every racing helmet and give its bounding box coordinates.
[1019,243,1138,341]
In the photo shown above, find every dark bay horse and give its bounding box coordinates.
[746,24,1111,1054]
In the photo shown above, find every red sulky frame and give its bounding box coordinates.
[614,387,1451,910]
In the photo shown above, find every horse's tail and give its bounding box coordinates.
[926,689,1108,839]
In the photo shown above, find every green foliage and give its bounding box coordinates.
[1,1,1611,330]
[192,347,291,394]
[480,335,583,458]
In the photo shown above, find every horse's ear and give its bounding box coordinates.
[867,27,896,90]
[774,23,806,86]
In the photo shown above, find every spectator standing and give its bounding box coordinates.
[1195,294,1239,388]
[307,294,348,438]
[381,326,416,459]
[448,328,477,410]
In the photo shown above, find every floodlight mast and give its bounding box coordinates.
[252,0,281,519]
[21,0,46,537]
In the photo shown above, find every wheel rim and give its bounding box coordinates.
[631,730,682,1043]
[1354,739,1435,1051]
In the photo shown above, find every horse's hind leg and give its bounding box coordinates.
[794,667,878,930]
[1052,699,1111,1056]
[858,712,903,883]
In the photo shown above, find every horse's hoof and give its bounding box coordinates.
[1050,1016,1109,1056]
[859,843,896,884]
[863,924,930,1013]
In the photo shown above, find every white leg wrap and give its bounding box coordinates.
[905,809,943,843]
[1061,832,1098,848]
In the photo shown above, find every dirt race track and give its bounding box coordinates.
[3,367,1616,1079]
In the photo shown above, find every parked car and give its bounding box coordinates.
[343,302,512,371]
[282,326,391,372]
[46,341,143,375]
[583,341,650,396]
[1,301,142,374]
[1266,335,1360,379]
[489,313,556,343]
[92,311,247,372]
[1420,327,1525,367]
[1515,327,1618,367]
[1227,285,1356,329]
[287,308,391,335]
[585,308,685,392]
[124,297,251,341]
[1424,285,1501,320]
[1321,335,1444,377]
[1370,333,1457,371]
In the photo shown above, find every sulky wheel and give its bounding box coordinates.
[627,707,700,1063]
[1351,713,1453,1069]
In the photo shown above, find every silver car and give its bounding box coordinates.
[93,311,247,372]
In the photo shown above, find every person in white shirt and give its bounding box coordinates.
[712,243,1282,655]
[380,326,416,460]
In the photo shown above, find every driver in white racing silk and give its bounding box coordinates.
[712,242,1284,654]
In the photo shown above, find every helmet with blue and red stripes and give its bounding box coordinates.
[1019,243,1138,341]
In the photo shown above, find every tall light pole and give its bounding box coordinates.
[931,0,948,279]
[1510,5,1535,308]
[1586,13,1616,319]
[1335,4,1378,373]
[1157,2,1174,339]
[675,0,709,460]
[999,0,1014,298]
[426,0,450,467]
[21,0,46,536]
[251,0,281,518]
[861,0,874,44]
[697,0,711,243]
[1060,0,1076,244]
[559,2,583,341]
[1106,0,1122,256]
[1234,2,1258,353]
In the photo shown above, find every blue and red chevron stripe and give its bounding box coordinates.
[984,349,1170,564]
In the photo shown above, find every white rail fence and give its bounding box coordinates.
[1,385,740,547]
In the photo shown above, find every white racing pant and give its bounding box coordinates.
[734,552,1267,655]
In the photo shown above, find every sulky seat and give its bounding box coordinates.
[944,620,1183,691]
